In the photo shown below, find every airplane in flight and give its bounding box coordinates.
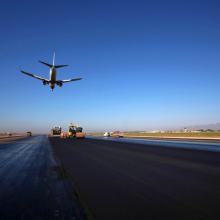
[21,53,82,90]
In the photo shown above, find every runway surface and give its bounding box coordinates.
[0,135,85,219]
[50,137,220,220]
[90,136,220,152]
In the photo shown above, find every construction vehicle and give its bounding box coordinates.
[75,127,86,138]
[59,124,85,139]
[60,131,68,138]
[67,123,85,139]
[26,131,32,136]
[68,124,77,138]
[51,126,62,135]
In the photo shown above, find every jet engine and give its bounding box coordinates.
[42,80,47,85]
[56,82,63,87]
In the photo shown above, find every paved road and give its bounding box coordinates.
[90,136,220,152]
[0,135,85,219]
[50,137,220,220]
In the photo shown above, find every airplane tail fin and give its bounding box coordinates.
[53,52,55,66]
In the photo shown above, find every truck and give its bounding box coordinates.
[111,131,124,138]
[103,131,124,138]
[103,132,111,137]
[26,131,32,136]
[51,126,62,135]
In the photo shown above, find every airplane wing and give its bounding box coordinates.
[58,77,82,83]
[21,70,49,82]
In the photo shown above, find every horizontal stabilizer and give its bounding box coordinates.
[39,60,53,68]
[54,64,68,68]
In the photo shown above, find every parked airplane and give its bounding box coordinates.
[21,53,82,90]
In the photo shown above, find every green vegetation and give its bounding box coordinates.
[87,132,104,136]
[124,131,220,138]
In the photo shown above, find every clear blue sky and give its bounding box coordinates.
[0,0,220,133]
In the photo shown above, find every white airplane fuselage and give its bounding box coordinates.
[50,67,56,90]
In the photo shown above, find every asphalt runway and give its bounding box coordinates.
[50,137,220,220]
[0,135,85,219]
[89,136,220,152]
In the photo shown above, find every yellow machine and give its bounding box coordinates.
[60,132,68,139]
[68,124,77,138]
[75,127,86,139]
[60,124,85,139]
[68,123,86,139]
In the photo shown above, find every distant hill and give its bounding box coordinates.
[186,122,220,131]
